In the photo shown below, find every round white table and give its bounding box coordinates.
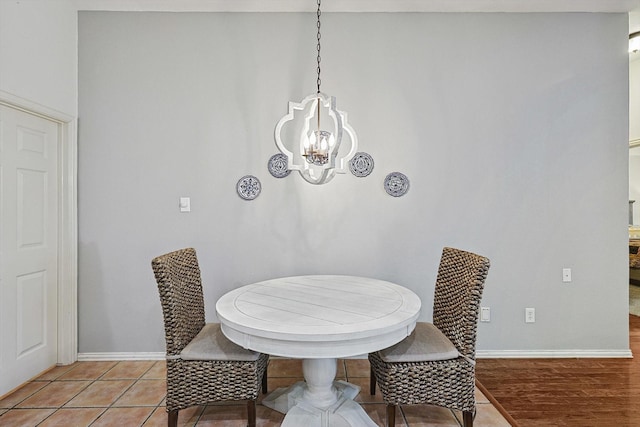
[215,275,421,427]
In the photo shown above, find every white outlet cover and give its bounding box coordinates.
[525,308,535,323]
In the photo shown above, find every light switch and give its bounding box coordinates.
[179,197,191,212]
[480,307,490,322]
[562,268,571,283]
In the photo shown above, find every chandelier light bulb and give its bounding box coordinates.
[303,130,334,166]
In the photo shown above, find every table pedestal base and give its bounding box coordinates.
[262,358,377,427]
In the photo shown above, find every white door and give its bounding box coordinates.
[0,104,58,396]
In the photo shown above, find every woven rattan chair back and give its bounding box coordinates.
[151,248,206,357]
[151,247,269,427]
[432,247,490,360]
[368,246,490,427]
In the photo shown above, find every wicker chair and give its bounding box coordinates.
[151,248,269,427]
[369,247,490,427]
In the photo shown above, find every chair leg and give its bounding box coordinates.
[387,404,396,427]
[247,400,256,427]
[262,368,268,394]
[463,410,473,427]
[370,366,376,395]
[168,409,178,427]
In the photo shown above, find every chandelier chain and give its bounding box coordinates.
[316,0,322,94]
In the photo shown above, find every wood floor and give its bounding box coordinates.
[476,314,640,427]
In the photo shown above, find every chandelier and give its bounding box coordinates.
[274,0,358,185]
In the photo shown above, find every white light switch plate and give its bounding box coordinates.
[179,197,191,212]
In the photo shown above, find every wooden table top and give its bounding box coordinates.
[215,275,421,358]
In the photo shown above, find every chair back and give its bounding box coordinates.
[151,248,206,356]
[432,247,490,360]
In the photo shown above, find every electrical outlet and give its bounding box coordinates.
[480,307,490,322]
[525,307,535,323]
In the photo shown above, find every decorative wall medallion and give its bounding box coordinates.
[268,153,291,178]
[384,172,410,197]
[237,175,261,200]
[349,152,374,177]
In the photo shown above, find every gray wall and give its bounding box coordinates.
[0,0,77,115]
[78,12,630,354]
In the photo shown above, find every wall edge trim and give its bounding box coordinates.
[477,349,633,358]
[77,349,633,362]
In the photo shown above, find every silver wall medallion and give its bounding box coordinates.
[237,175,262,200]
[268,153,291,178]
[349,152,374,177]
[384,172,410,197]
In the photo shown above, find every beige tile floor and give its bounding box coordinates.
[0,359,511,426]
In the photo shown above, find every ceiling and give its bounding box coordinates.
[74,0,640,13]
[73,0,640,33]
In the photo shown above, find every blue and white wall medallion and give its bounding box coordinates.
[237,175,262,200]
[349,152,374,177]
[268,153,291,178]
[384,172,410,197]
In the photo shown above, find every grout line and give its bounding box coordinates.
[84,361,145,426]
[95,361,119,381]
[45,361,140,425]
[36,407,109,426]
[139,360,159,380]
[140,403,160,426]
[445,408,463,427]
[452,408,463,427]
[35,377,100,426]
[399,404,410,426]
[100,362,119,380]
[139,361,182,426]
[0,382,50,410]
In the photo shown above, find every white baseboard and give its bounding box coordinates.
[78,352,165,361]
[77,349,633,361]
[477,349,633,358]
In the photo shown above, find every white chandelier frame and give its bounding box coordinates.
[274,92,358,185]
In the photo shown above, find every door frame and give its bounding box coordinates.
[0,90,77,365]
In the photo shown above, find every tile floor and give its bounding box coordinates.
[0,359,511,426]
